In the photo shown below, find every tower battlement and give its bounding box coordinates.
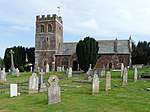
[36,14,63,24]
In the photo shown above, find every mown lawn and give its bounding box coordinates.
[0,68,150,112]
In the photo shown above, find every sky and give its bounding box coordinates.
[0,0,150,58]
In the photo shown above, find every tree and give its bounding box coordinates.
[0,57,4,68]
[26,47,35,66]
[76,37,99,72]
[132,41,150,64]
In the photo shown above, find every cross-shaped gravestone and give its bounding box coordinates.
[9,50,15,75]
[39,69,47,92]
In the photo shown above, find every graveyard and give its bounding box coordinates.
[0,67,150,112]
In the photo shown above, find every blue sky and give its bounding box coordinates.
[0,0,150,58]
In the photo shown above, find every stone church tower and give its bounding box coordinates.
[35,14,63,71]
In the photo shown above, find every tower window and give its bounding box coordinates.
[48,24,53,32]
[41,25,44,32]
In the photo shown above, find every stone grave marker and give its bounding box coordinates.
[121,63,124,77]
[105,71,111,91]
[30,67,33,72]
[0,69,6,82]
[37,67,40,73]
[48,75,61,105]
[57,67,62,71]
[92,71,99,94]
[51,62,55,71]
[86,64,92,75]
[46,64,49,73]
[68,67,72,78]
[101,66,106,76]
[16,68,20,77]
[39,69,47,92]
[122,67,128,86]
[28,73,39,94]
[10,84,18,97]
[134,67,138,82]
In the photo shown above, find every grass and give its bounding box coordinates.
[0,68,150,112]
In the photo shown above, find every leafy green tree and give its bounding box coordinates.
[132,41,150,64]
[0,57,4,68]
[76,37,99,72]
[26,47,35,65]
[4,46,26,71]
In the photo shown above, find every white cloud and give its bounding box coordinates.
[11,25,30,31]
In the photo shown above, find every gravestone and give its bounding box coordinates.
[37,67,40,73]
[39,69,47,92]
[48,75,61,105]
[62,66,65,71]
[30,67,33,72]
[86,64,92,75]
[9,50,15,75]
[121,63,124,77]
[134,67,138,82]
[101,66,106,76]
[28,73,39,94]
[0,69,6,82]
[105,71,111,91]
[10,84,18,97]
[46,64,49,73]
[51,62,55,71]
[92,71,99,94]
[57,67,62,71]
[16,68,20,77]
[68,67,72,78]
[122,67,128,86]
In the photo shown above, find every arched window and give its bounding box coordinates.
[41,25,44,32]
[48,24,52,32]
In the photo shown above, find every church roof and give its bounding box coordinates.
[56,39,130,55]
[56,42,77,55]
[97,40,130,54]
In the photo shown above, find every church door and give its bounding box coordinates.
[73,61,78,71]
[109,62,112,69]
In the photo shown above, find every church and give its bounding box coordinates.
[35,14,132,71]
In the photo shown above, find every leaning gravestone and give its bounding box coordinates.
[86,64,92,76]
[134,67,138,82]
[122,67,128,86]
[46,64,49,73]
[10,84,18,97]
[0,69,6,82]
[48,75,61,105]
[121,63,124,77]
[105,71,111,91]
[68,67,72,78]
[92,71,99,94]
[39,69,47,92]
[28,73,39,94]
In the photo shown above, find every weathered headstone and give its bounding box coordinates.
[51,62,55,71]
[37,67,40,73]
[57,67,62,71]
[92,71,99,94]
[0,69,6,82]
[30,67,33,72]
[105,71,111,91]
[16,68,20,77]
[28,73,39,94]
[39,69,47,92]
[121,63,124,77]
[46,64,49,73]
[48,75,61,105]
[122,67,128,86]
[62,66,65,71]
[34,62,38,72]
[86,64,92,75]
[68,67,72,78]
[101,66,106,76]
[134,67,138,82]
[10,84,18,97]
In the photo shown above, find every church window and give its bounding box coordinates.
[41,25,44,32]
[48,24,53,32]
